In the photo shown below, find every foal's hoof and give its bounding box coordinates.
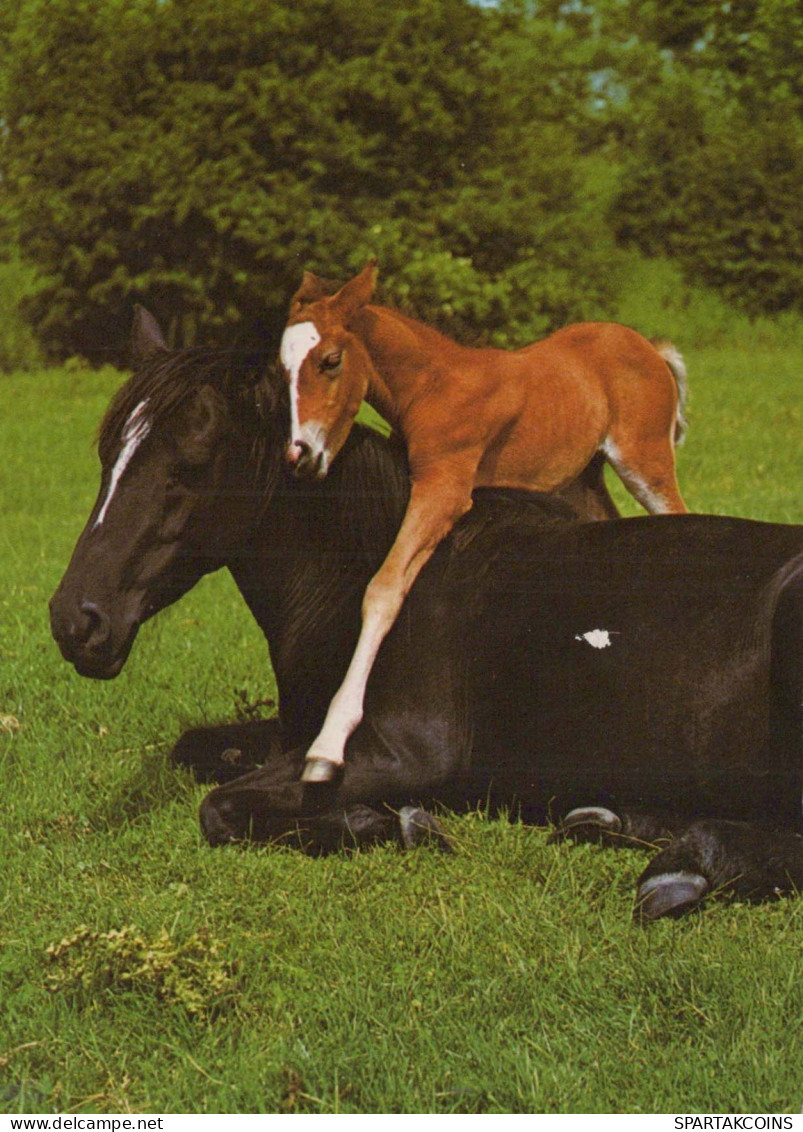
[635,871,709,922]
[301,756,341,784]
[399,806,452,852]
[551,805,622,845]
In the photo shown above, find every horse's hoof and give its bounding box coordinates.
[550,805,622,845]
[399,806,451,852]
[635,870,709,922]
[301,756,341,784]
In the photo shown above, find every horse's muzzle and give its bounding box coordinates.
[49,592,138,679]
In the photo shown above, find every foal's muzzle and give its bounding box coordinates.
[286,438,327,480]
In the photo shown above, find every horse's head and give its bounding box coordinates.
[280,261,378,480]
[50,309,274,678]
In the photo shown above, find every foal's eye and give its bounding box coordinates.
[319,350,342,373]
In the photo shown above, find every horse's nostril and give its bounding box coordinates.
[79,601,111,649]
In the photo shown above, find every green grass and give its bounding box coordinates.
[1,309,802,1114]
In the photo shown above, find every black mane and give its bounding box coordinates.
[98,346,279,467]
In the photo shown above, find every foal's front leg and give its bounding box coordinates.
[301,467,476,783]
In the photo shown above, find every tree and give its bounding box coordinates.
[670,108,803,315]
[1,0,620,362]
[604,0,803,316]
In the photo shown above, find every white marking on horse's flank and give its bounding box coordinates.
[93,400,151,528]
[281,321,321,440]
[575,629,613,649]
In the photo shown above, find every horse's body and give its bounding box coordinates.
[49,312,803,921]
[280,264,689,780]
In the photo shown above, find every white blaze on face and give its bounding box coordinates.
[280,321,321,441]
[94,400,151,529]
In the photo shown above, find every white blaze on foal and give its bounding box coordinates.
[94,400,151,529]
[280,321,321,444]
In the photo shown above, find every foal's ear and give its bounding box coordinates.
[131,304,168,365]
[290,271,327,310]
[178,385,226,464]
[331,260,377,323]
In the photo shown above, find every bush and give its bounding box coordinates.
[670,111,803,317]
[1,0,621,362]
[0,256,45,372]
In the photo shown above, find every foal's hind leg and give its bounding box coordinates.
[603,435,687,515]
[635,820,803,922]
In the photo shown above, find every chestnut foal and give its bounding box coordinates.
[280,263,689,781]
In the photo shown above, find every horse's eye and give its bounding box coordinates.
[167,467,202,492]
[320,350,342,373]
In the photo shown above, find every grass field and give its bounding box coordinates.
[1,305,802,1113]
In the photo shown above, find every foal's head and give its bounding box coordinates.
[280,261,378,480]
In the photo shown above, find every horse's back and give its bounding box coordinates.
[419,509,803,819]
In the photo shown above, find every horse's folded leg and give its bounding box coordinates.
[399,806,452,852]
[171,719,283,783]
[552,805,678,848]
[200,792,242,847]
[310,804,399,852]
[201,788,417,854]
[550,806,622,846]
[200,772,306,846]
[636,870,710,922]
[634,819,803,923]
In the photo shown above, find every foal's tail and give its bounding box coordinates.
[651,337,689,447]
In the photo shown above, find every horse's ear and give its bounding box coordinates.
[331,260,377,322]
[131,304,167,364]
[178,385,226,464]
[290,271,327,310]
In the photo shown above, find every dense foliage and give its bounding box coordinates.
[0,0,619,360]
[610,0,803,316]
[1,0,801,363]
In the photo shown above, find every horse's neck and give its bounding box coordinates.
[226,428,408,723]
[355,305,460,423]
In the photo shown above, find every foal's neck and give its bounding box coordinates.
[354,304,458,425]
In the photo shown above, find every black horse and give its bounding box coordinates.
[50,310,803,921]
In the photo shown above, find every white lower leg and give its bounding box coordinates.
[304,611,389,767]
[602,439,679,516]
